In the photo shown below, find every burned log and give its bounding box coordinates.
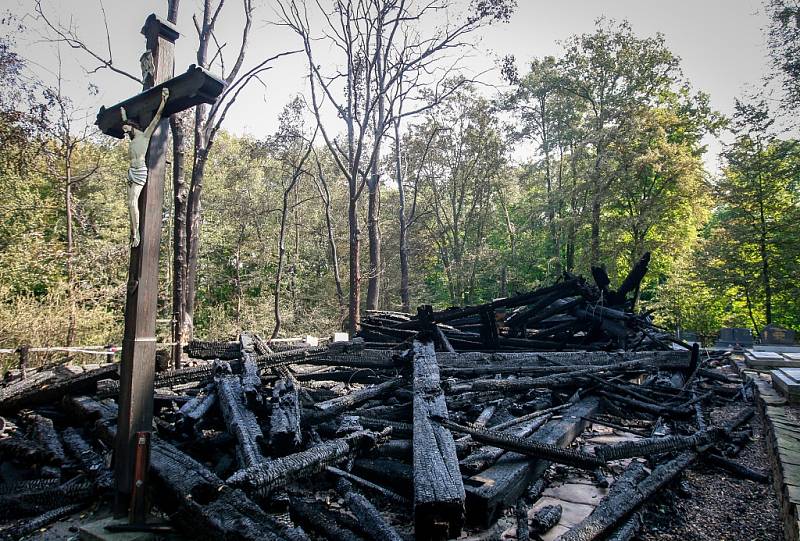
[438,417,603,470]
[0,370,56,412]
[178,384,217,431]
[515,499,530,541]
[0,502,87,540]
[326,466,410,506]
[0,364,116,413]
[61,427,113,491]
[412,338,465,540]
[558,452,696,541]
[311,378,403,420]
[226,429,390,495]
[464,396,601,526]
[531,504,563,535]
[0,477,93,520]
[594,429,722,462]
[703,453,770,483]
[335,478,403,541]
[353,458,414,496]
[459,414,552,475]
[289,498,366,541]
[0,434,61,466]
[217,375,265,468]
[240,333,262,405]
[22,411,65,464]
[184,339,241,360]
[270,377,302,454]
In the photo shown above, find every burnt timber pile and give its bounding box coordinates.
[0,256,770,540]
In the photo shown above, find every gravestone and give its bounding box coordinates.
[762,324,797,346]
[715,327,753,348]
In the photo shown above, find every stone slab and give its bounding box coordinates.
[749,351,785,360]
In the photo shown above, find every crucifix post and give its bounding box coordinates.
[113,14,177,516]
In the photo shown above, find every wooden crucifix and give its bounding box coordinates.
[95,13,224,518]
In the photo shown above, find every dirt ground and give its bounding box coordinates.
[639,405,783,541]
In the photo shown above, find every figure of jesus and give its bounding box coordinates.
[121,88,169,248]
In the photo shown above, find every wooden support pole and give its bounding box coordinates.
[114,13,177,515]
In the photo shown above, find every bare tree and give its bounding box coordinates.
[277,0,515,333]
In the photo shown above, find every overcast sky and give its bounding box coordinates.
[7,0,771,170]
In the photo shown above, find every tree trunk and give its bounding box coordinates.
[170,112,188,368]
[758,195,773,325]
[314,164,345,313]
[366,27,385,312]
[348,194,361,335]
[395,119,410,313]
[168,3,187,368]
[64,146,76,347]
[590,193,601,265]
[272,184,291,340]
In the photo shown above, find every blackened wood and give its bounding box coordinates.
[0,434,61,465]
[0,370,56,412]
[226,429,390,494]
[217,375,265,468]
[439,418,602,470]
[352,458,414,496]
[62,427,114,491]
[412,339,465,540]
[0,502,87,540]
[22,411,65,463]
[531,504,562,534]
[289,498,366,541]
[312,378,403,419]
[184,339,241,360]
[335,478,404,541]
[594,430,721,461]
[605,513,642,541]
[616,252,650,301]
[326,466,411,506]
[270,377,302,454]
[0,364,116,413]
[704,453,770,483]
[464,397,600,527]
[460,415,552,475]
[178,384,217,430]
[515,498,529,541]
[0,478,93,520]
[240,333,262,405]
[559,453,695,541]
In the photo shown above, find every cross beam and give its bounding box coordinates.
[96,64,224,139]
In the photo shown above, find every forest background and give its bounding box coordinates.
[1,0,799,366]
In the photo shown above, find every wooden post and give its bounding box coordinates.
[113,14,177,515]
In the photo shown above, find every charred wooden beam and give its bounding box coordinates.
[353,458,414,496]
[227,429,390,495]
[0,477,93,520]
[0,502,87,540]
[559,452,696,541]
[594,429,722,462]
[515,498,530,541]
[240,333,262,405]
[61,427,113,491]
[270,377,302,454]
[1,364,116,413]
[22,411,65,464]
[459,414,552,475]
[184,339,241,360]
[464,397,601,527]
[326,466,410,506]
[703,453,770,483]
[0,370,56,412]
[438,417,603,470]
[178,384,217,431]
[217,375,265,468]
[289,498,366,541]
[335,478,404,541]
[531,504,562,535]
[412,338,465,540]
[311,378,403,420]
[0,434,61,466]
